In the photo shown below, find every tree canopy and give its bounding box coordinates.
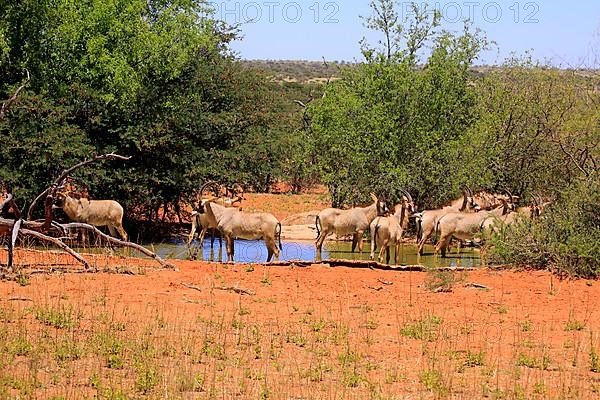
[0,0,287,221]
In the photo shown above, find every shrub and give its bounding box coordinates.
[487,177,600,278]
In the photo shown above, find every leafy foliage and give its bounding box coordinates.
[0,0,286,222]
[0,92,94,200]
[472,60,599,197]
[308,4,488,207]
[487,177,600,277]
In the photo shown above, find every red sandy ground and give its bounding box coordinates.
[1,193,600,398]
[239,192,329,222]
[1,253,600,398]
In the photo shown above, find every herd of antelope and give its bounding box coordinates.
[315,186,548,264]
[51,180,549,265]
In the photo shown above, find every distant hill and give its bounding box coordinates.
[242,59,347,84]
[242,59,599,87]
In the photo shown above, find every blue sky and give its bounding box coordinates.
[210,0,600,67]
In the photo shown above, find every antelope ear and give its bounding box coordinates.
[370,193,378,202]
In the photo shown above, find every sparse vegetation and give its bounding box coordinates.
[0,258,598,398]
[399,315,442,341]
[34,305,80,329]
[591,344,600,373]
[0,0,599,398]
[565,320,586,332]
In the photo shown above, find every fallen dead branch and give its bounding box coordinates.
[19,228,91,270]
[465,282,491,290]
[431,286,453,293]
[212,285,255,296]
[62,223,176,270]
[266,259,474,272]
[8,296,33,302]
[0,154,174,274]
[182,282,203,292]
[25,268,88,275]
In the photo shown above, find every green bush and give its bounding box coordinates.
[487,177,600,278]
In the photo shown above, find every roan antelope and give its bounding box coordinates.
[434,197,515,257]
[315,193,389,255]
[196,187,282,262]
[415,186,480,255]
[481,194,546,232]
[369,190,415,264]
[53,191,127,241]
[188,182,243,248]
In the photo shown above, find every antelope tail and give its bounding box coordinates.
[415,214,423,242]
[435,218,442,243]
[315,215,321,239]
[276,222,283,251]
[373,224,381,253]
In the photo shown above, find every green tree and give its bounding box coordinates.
[308,3,488,207]
[0,0,279,224]
[472,59,599,198]
[0,91,95,200]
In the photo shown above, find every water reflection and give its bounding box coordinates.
[152,239,481,269]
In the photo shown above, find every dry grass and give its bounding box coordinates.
[1,253,600,398]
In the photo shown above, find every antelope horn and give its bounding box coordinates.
[503,188,514,202]
[57,177,68,189]
[199,181,222,199]
[399,189,413,203]
[461,185,474,197]
[459,187,468,212]
[530,195,539,207]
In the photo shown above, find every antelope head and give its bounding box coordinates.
[399,189,416,216]
[372,192,390,216]
[53,191,68,208]
[460,185,480,212]
[503,189,517,213]
[531,193,550,218]
[195,181,223,213]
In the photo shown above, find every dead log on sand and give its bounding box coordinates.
[262,259,475,272]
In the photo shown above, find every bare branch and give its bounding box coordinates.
[0,217,63,233]
[18,228,91,270]
[62,223,177,270]
[7,218,23,268]
[27,153,131,220]
[182,282,203,292]
[213,285,255,296]
[321,57,334,96]
[0,69,30,122]
[554,138,591,177]
[293,100,308,108]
